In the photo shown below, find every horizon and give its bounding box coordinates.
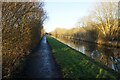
[43,2,96,33]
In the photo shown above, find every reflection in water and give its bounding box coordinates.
[57,37,120,72]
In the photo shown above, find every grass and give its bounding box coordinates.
[47,36,119,79]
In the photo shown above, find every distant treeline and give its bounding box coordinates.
[51,2,120,47]
[2,2,47,78]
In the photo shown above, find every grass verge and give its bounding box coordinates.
[47,36,119,79]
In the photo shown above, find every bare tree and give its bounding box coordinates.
[93,2,119,41]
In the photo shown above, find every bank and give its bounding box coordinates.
[56,36,120,48]
[47,36,120,79]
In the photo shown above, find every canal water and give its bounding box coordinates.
[56,37,120,73]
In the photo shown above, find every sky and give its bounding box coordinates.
[43,1,96,32]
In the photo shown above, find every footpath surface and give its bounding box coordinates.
[13,36,61,78]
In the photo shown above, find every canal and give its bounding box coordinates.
[56,37,120,73]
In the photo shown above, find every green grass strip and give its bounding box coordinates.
[47,36,119,79]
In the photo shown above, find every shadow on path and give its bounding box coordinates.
[13,36,61,78]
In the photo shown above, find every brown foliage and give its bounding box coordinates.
[2,2,46,78]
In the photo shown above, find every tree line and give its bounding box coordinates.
[2,2,47,78]
[50,2,120,47]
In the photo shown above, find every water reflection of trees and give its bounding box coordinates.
[98,47,113,65]
[58,37,120,72]
[93,45,120,72]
